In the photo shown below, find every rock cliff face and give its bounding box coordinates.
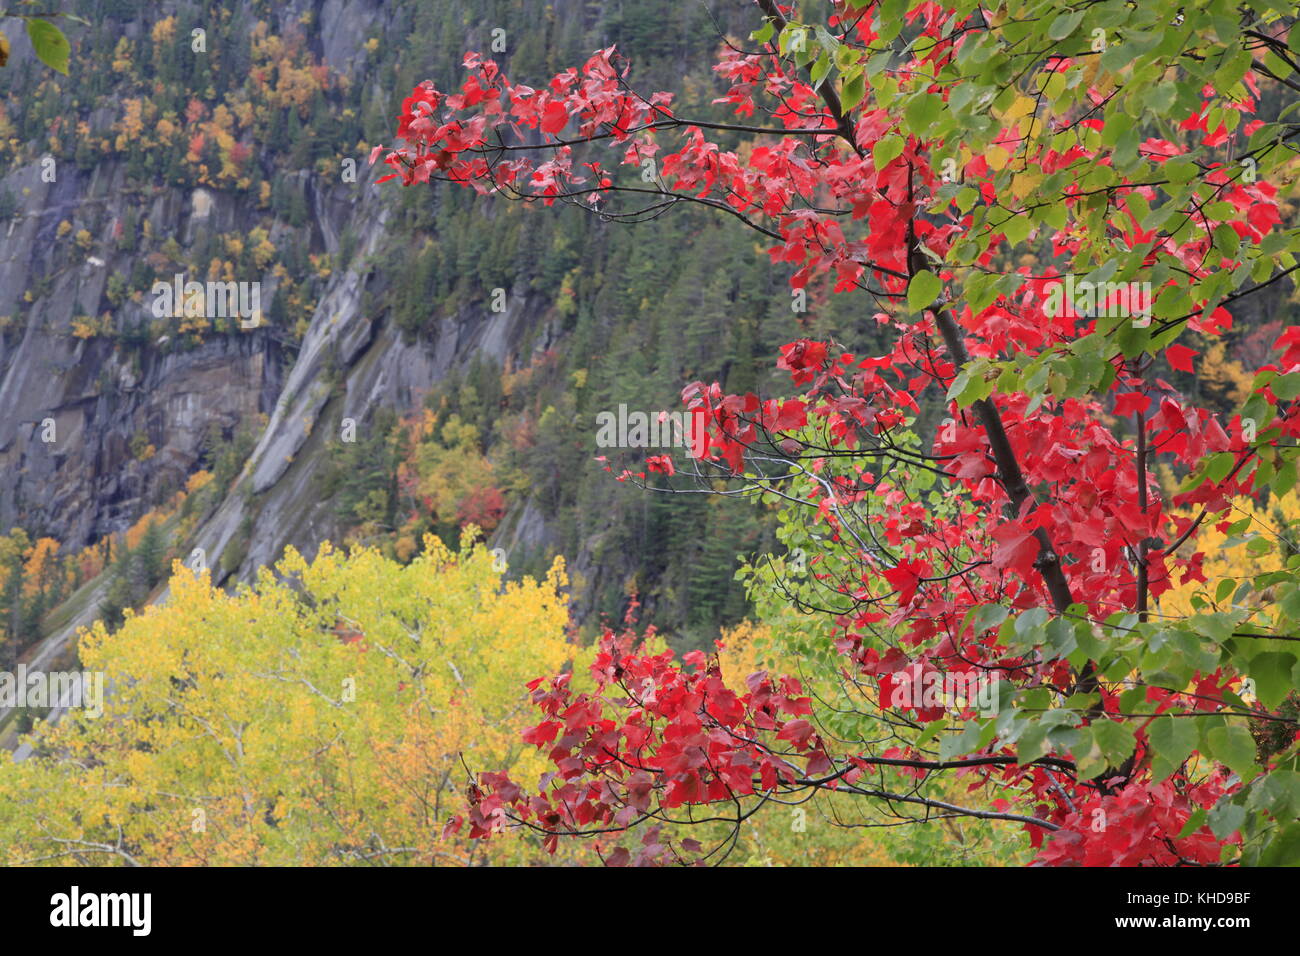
[0,154,262,550]
[182,199,559,588]
[0,159,554,580]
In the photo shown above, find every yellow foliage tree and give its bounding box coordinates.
[0,534,588,865]
[248,227,276,270]
[410,415,502,531]
[150,16,175,47]
[1158,490,1300,627]
[110,37,132,74]
[21,538,61,597]
[114,98,145,151]
[1199,340,1254,409]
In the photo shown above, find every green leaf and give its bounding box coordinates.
[1016,722,1050,765]
[1204,451,1236,484]
[1091,719,1136,766]
[1014,606,1049,644]
[1148,716,1198,781]
[939,718,990,760]
[1178,807,1207,838]
[809,50,831,89]
[25,19,69,75]
[1271,372,1300,400]
[1188,610,1237,643]
[966,604,1009,633]
[1000,213,1032,247]
[841,70,866,113]
[1206,724,1258,780]
[1047,10,1085,40]
[949,364,994,408]
[1207,800,1246,840]
[916,719,947,749]
[1249,651,1297,710]
[1213,223,1240,256]
[1073,729,1109,779]
[1281,584,1300,622]
[1248,769,1300,818]
[873,133,904,171]
[904,93,943,136]
[1163,158,1198,183]
[907,270,941,312]
[1044,617,1078,659]
[1256,821,1300,865]
[1247,535,1274,556]
[1146,82,1177,116]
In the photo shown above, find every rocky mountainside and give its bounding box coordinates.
[1,141,566,575]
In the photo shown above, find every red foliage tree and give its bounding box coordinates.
[383,0,1300,865]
